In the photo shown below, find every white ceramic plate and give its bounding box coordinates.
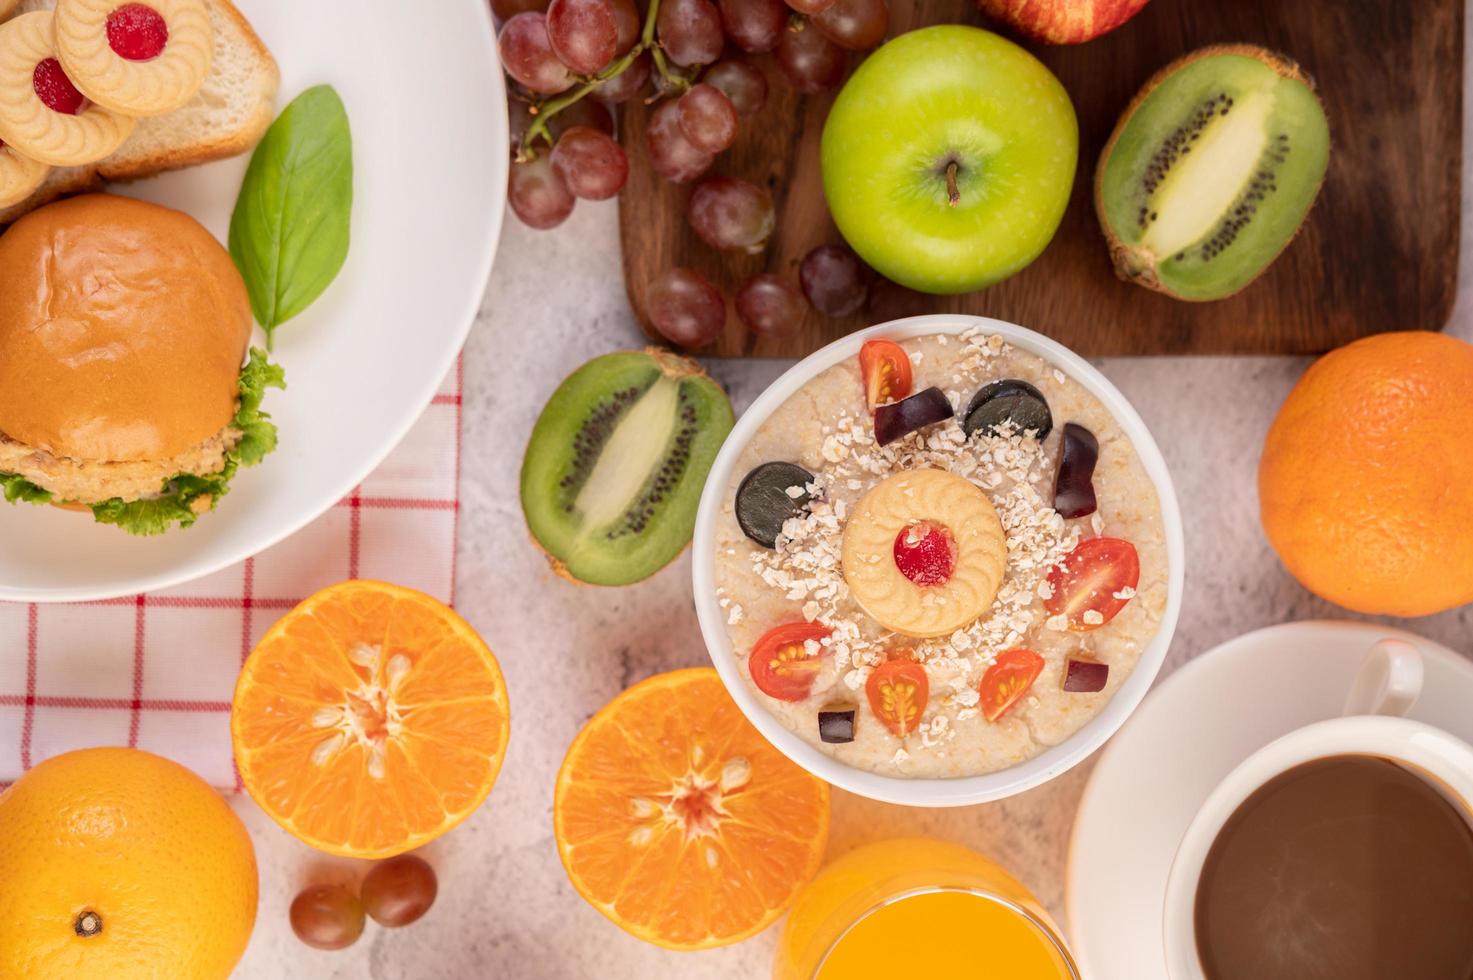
[1065,621,1473,980]
[692,315,1185,807]
[0,0,505,602]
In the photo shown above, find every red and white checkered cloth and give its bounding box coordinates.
[0,360,464,791]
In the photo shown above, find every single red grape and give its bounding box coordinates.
[703,60,767,117]
[546,0,619,74]
[736,274,807,335]
[492,0,550,19]
[811,0,887,50]
[718,0,786,52]
[688,175,775,252]
[677,84,738,154]
[774,20,845,93]
[657,0,724,67]
[800,244,868,315]
[783,0,835,13]
[648,268,726,347]
[289,884,365,951]
[510,155,577,228]
[361,856,439,929]
[551,126,629,199]
[591,51,652,103]
[646,99,715,182]
[611,0,640,52]
[499,13,574,94]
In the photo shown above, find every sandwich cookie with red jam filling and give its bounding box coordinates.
[55,0,213,117]
[0,12,134,166]
[0,139,47,208]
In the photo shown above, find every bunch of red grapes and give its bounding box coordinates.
[495,0,888,344]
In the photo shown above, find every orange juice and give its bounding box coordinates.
[775,838,1078,980]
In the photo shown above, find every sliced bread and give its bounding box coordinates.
[0,0,278,223]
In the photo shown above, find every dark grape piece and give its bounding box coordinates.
[508,96,533,146]
[799,244,867,316]
[591,51,652,103]
[811,0,887,50]
[774,20,846,93]
[818,703,856,743]
[289,884,365,951]
[1063,658,1109,693]
[719,0,787,52]
[735,461,814,548]
[362,855,439,928]
[1053,422,1099,519]
[784,0,835,12]
[703,59,767,117]
[873,386,954,447]
[962,379,1053,441]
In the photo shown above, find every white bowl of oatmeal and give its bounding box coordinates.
[693,316,1183,807]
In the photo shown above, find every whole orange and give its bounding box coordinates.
[1259,331,1473,616]
[0,748,258,979]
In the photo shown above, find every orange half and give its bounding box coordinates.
[554,668,830,950]
[231,581,510,858]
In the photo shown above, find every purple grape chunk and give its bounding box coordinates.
[817,704,856,743]
[873,386,954,447]
[963,378,1052,441]
[1063,658,1109,693]
[1053,422,1099,519]
[735,461,814,548]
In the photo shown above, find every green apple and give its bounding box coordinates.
[821,26,1078,294]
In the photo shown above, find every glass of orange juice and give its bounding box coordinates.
[775,837,1079,980]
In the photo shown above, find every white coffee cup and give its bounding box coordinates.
[1162,638,1473,979]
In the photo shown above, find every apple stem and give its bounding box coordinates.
[946,161,960,207]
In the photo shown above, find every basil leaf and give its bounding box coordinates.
[229,84,353,348]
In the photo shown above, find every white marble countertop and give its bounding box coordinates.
[232,34,1473,979]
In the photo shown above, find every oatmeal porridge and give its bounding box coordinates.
[712,329,1169,779]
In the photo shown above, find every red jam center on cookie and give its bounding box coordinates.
[893,520,957,587]
[33,59,87,115]
[107,3,170,61]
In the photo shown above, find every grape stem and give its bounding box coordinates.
[520,0,693,160]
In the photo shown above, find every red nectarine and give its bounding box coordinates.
[976,0,1151,45]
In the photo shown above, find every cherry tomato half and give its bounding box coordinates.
[749,622,830,702]
[1045,537,1140,631]
[859,339,913,412]
[979,648,1045,723]
[865,657,929,737]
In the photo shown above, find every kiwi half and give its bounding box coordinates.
[1095,45,1330,301]
[521,349,734,586]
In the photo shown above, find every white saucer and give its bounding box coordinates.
[1065,620,1473,980]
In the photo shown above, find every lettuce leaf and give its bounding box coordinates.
[0,473,51,505]
[0,350,285,535]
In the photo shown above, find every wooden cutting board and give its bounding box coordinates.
[619,0,1463,357]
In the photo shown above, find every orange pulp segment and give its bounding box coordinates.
[554,667,830,950]
[231,580,510,858]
